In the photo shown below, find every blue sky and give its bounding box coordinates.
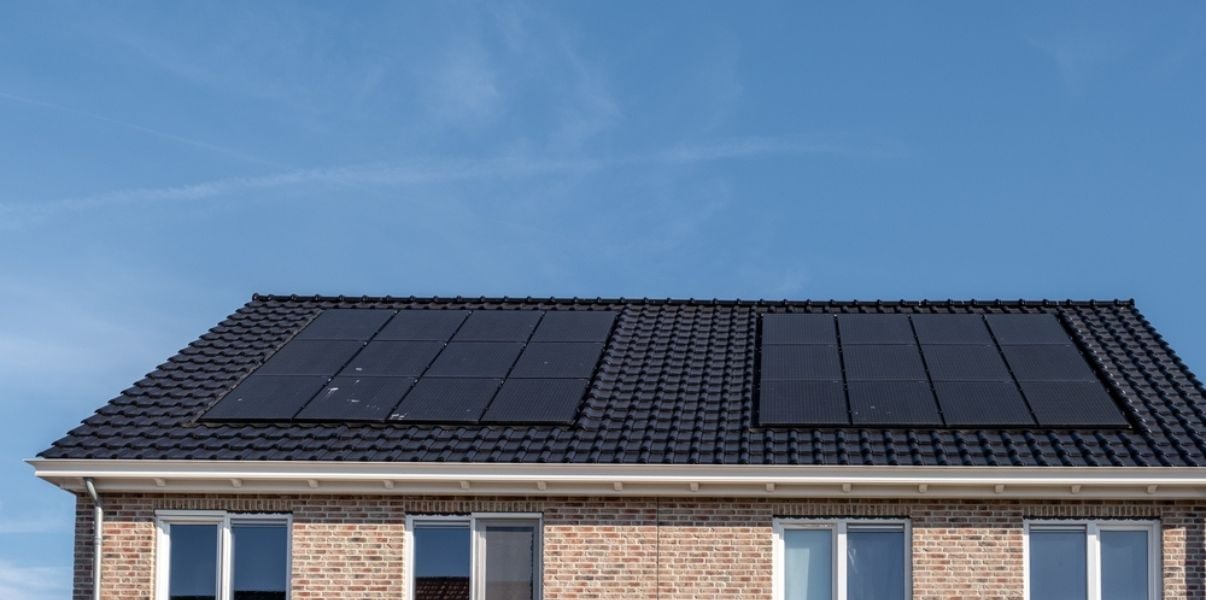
[2,1,1206,597]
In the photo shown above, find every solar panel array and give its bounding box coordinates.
[758,313,1128,428]
[204,309,616,424]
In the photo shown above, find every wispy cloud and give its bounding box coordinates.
[0,90,282,168]
[2,136,897,228]
[0,560,69,600]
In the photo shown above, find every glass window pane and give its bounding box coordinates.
[483,522,538,600]
[414,523,471,600]
[783,529,833,600]
[169,524,218,600]
[1030,529,1087,600]
[1101,530,1150,600]
[232,523,288,600]
[846,528,905,600]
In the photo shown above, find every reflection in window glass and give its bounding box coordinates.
[483,523,537,600]
[846,528,905,600]
[232,523,288,600]
[1101,530,1149,600]
[783,529,832,600]
[1030,529,1087,600]
[414,524,471,600]
[169,524,218,600]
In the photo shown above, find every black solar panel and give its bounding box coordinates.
[761,314,837,345]
[848,381,942,426]
[339,341,444,377]
[758,380,848,425]
[1020,381,1128,427]
[530,311,617,342]
[911,314,993,345]
[509,343,604,379]
[389,378,501,422]
[295,376,414,421]
[837,314,915,345]
[480,378,589,423]
[255,340,363,376]
[376,310,469,341]
[424,342,524,377]
[933,381,1035,426]
[1001,345,1097,382]
[760,345,842,380]
[921,345,1012,381]
[986,313,1073,345]
[453,311,543,342]
[842,345,927,380]
[295,309,394,341]
[204,375,328,420]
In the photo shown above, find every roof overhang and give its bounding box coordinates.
[28,459,1206,499]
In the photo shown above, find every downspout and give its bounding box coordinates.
[84,478,102,600]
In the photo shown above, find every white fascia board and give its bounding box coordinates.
[28,459,1206,499]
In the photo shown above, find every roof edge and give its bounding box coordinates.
[30,458,1206,500]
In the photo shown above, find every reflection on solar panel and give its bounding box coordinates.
[758,312,1127,429]
[204,309,617,425]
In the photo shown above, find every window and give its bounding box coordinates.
[1026,520,1160,600]
[155,511,290,600]
[774,519,910,600]
[407,513,542,600]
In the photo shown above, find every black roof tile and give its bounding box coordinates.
[36,295,1206,467]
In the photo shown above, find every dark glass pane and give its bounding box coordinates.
[232,523,288,600]
[846,528,905,600]
[169,524,218,600]
[414,524,471,600]
[1030,529,1087,600]
[484,523,537,600]
[783,529,832,600]
[1101,530,1150,600]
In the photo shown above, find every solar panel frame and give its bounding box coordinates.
[1019,381,1129,427]
[338,341,444,377]
[529,311,618,342]
[375,310,470,341]
[933,381,1036,426]
[910,314,994,345]
[758,380,849,426]
[841,345,928,381]
[1001,345,1098,382]
[294,376,415,421]
[480,378,590,423]
[389,378,502,423]
[255,340,364,376]
[761,314,837,345]
[921,345,1013,382]
[986,313,1074,345]
[424,342,524,378]
[847,381,942,426]
[509,342,605,379]
[204,375,329,421]
[760,345,842,380]
[452,311,543,342]
[294,309,394,341]
[837,314,916,345]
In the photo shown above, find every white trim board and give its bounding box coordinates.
[28,459,1206,499]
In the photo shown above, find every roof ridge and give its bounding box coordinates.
[249,293,1136,307]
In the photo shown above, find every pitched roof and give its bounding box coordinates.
[38,295,1206,467]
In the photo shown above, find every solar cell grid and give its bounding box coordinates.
[204,375,329,421]
[933,381,1035,426]
[294,309,394,341]
[760,345,842,380]
[837,314,915,345]
[389,378,502,422]
[758,381,848,425]
[910,314,993,345]
[295,376,415,421]
[842,345,928,381]
[986,313,1073,345]
[339,341,443,377]
[481,378,590,423]
[530,311,617,342]
[1020,381,1128,427]
[509,343,604,379]
[921,345,1012,381]
[376,310,469,341]
[1001,345,1097,382]
[847,381,942,426]
[453,311,543,341]
[256,340,363,376]
[761,314,836,345]
[425,342,524,378]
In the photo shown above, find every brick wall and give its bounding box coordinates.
[72,494,1206,600]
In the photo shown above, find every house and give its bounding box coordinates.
[30,294,1206,600]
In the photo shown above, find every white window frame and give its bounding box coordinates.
[773,518,912,600]
[154,510,292,600]
[1024,519,1161,600]
[404,512,543,600]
